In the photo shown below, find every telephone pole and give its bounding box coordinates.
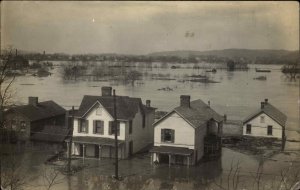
[113,89,119,180]
[67,106,74,174]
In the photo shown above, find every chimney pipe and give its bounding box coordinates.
[224,114,227,122]
[146,100,151,107]
[180,95,190,107]
[28,97,38,106]
[208,101,210,107]
[265,99,268,104]
[101,86,112,96]
[261,102,265,109]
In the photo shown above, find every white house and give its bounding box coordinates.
[150,95,223,166]
[243,99,287,139]
[66,86,155,159]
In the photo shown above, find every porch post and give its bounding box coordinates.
[150,153,153,165]
[187,156,190,168]
[168,154,171,167]
[98,145,102,160]
[67,142,70,158]
[82,144,85,160]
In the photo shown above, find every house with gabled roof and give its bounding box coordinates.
[67,86,156,159]
[4,97,66,142]
[150,95,223,166]
[243,99,287,139]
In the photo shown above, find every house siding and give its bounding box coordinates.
[243,113,283,139]
[154,112,195,150]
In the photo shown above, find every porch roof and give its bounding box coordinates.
[149,146,194,156]
[65,136,124,146]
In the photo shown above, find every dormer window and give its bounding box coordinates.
[96,106,102,115]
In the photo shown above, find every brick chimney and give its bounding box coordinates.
[261,102,265,109]
[265,98,268,104]
[180,95,190,107]
[28,97,38,106]
[146,100,151,107]
[101,86,112,96]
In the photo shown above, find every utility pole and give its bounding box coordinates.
[113,89,119,180]
[67,106,74,174]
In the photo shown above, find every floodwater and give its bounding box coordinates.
[12,62,300,140]
[4,61,300,189]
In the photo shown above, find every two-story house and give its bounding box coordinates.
[67,86,155,159]
[150,95,223,166]
[243,99,287,139]
[4,97,66,142]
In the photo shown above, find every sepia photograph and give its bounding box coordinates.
[0,1,299,190]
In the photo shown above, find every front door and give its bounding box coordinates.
[159,154,169,164]
[95,145,99,158]
[129,141,133,157]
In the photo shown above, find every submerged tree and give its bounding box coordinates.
[281,62,300,79]
[124,70,142,86]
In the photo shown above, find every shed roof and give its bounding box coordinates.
[154,99,223,128]
[149,146,194,156]
[7,101,66,121]
[66,136,124,146]
[243,103,287,127]
[31,125,69,143]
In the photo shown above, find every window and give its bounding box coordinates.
[96,107,102,115]
[246,124,251,134]
[78,119,88,133]
[93,120,104,134]
[260,116,265,123]
[109,121,120,136]
[267,125,273,136]
[161,129,175,143]
[129,120,133,134]
[20,121,26,131]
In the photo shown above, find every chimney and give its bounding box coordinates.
[146,100,151,107]
[101,86,112,96]
[261,102,265,109]
[15,49,18,56]
[180,95,190,107]
[208,101,210,107]
[265,98,268,104]
[224,114,227,122]
[28,97,38,106]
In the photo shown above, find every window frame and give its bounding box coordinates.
[246,124,251,134]
[79,119,88,133]
[109,121,120,136]
[94,120,104,134]
[20,121,26,131]
[161,129,175,143]
[260,115,265,123]
[267,125,273,136]
[96,106,102,116]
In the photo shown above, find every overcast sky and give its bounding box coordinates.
[1,1,299,54]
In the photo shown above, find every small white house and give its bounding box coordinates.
[66,86,155,159]
[243,99,287,139]
[150,95,223,166]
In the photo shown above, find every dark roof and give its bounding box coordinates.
[7,101,66,121]
[243,103,287,126]
[66,136,124,146]
[149,146,194,156]
[31,125,69,143]
[76,95,155,120]
[154,99,223,128]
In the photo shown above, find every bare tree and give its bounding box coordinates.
[281,62,300,79]
[42,166,65,190]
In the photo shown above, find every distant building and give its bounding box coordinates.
[243,99,287,139]
[67,86,156,159]
[4,97,66,142]
[150,96,223,166]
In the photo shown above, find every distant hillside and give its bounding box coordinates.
[149,49,299,61]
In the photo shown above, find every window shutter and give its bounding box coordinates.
[171,130,175,143]
[93,121,96,134]
[161,129,165,142]
[78,120,81,133]
[100,121,104,134]
[86,120,89,133]
[109,121,113,135]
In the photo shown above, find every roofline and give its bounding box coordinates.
[243,110,286,127]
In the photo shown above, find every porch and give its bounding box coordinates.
[65,136,125,159]
[150,146,194,167]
